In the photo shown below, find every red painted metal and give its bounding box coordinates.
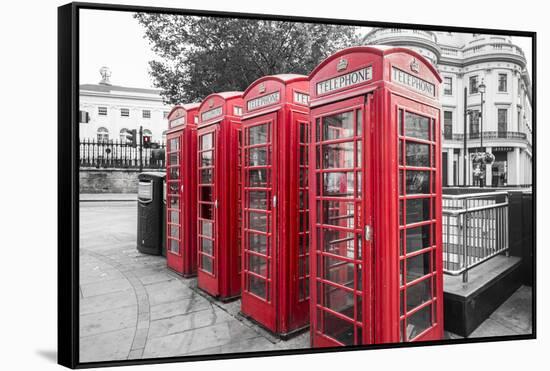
[308,46,443,347]
[197,92,244,300]
[240,75,310,336]
[166,103,199,277]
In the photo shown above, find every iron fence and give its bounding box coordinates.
[442,191,509,282]
[80,138,166,170]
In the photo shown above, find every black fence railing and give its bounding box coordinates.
[80,138,166,170]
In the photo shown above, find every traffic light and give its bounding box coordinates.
[125,129,137,147]
[143,135,151,149]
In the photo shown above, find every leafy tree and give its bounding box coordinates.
[134,13,361,104]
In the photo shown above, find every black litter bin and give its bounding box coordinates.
[137,172,166,255]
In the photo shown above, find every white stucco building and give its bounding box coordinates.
[79,67,171,144]
[364,29,533,186]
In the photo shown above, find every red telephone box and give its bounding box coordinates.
[196,92,244,300]
[166,103,199,277]
[308,46,443,347]
[240,75,310,336]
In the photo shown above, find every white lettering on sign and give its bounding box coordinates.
[392,67,435,97]
[293,91,310,106]
[170,116,185,127]
[247,91,280,111]
[201,106,223,122]
[316,66,372,95]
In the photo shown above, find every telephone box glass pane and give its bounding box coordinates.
[200,220,213,238]
[322,112,354,140]
[322,310,354,345]
[407,304,432,340]
[323,172,354,197]
[323,142,354,169]
[248,233,267,254]
[200,186,213,202]
[249,275,266,299]
[201,238,213,255]
[322,229,355,258]
[200,203,213,219]
[406,278,431,312]
[248,147,269,166]
[200,151,213,166]
[200,133,213,150]
[323,256,354,289]
[406,225,431,253]
[405,143,430,167]
[202,255,213,273]
[324,285,354,318]
[406,252,431,282]
[405,198,431,224]
[249,212,267,232]
[249,254,267,276]
[249,169,269,187]
[249,191,268,209]
[320,200,355,228]
[200,169,213,184]
[405,171,430,194]
[404,112,430,140]
[248,124,269,145]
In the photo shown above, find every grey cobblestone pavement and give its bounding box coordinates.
[79,201,309,363]
[79,199,532,362]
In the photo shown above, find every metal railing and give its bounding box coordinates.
[442,191,509,282]
[445,131,527,141]
[80,138,166,170]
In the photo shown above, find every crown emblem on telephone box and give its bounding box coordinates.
[337,58,348,72]
[258,82,266,93]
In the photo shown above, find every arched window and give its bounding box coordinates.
[97,127,109,142]
[143,129,153,140]
[119,128,129,143]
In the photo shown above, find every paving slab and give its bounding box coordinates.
[80,289,136,316]
[80,305,138,337]
[81,277,133,298]
[80,327,135,363]
[149,295,212,321]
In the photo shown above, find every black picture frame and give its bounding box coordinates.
[58,2,536,368]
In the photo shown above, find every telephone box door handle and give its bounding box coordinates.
[365,225,372,241]
[272,195,277,208]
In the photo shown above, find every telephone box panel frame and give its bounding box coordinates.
[166,104,199,277]
[308,46,443,347]
[197,92,244,300]
[240,74,311,336]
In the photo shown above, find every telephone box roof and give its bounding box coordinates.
[243,74,308,96]
[309,45,442,83]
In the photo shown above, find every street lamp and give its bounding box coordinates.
[471,78,494,187]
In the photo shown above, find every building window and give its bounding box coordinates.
[121,108,130,117]
[443,77,453,95]
[469,110,480,139]
[443,111,453,139]
[163,111,169,119]
[98,107,108,116]
[469,76,479,94]
[498,73,508,92]
[498,109,508,138]
[143,128,152,138]
[97,127,109,142]
[142,110,151,119]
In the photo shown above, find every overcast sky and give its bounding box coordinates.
[79,9,533,89]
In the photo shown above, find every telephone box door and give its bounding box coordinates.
[310,95,373,347]
[392,94,443,343]
[197,125,219,294]
[241,112,278,330]
[166,132,184,272]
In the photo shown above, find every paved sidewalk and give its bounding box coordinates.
[80,193,137,202]
[79,200,532,362]
[79,201,308,363]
